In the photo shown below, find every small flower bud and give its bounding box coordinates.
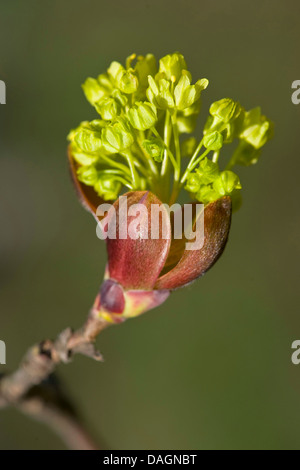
[77,165,98,186]
[96,280,170,321]
[94,172,122,201]
[108,61,138,94]
[203,131,223,151]
[128,102,157,131]
[142,138,164,162]
[75,128,102,153]
[82,77,106,105]
[195,158,220,184]
[196,185,220,204]
[102,118,134,153]
[158,52,187,82]
[210,98,241,123]
[95,96,121,121]
[213,170,242,196]
[100,279,125,314]
[185,173,201,193]
[185,158,220,197]
[68,142,99,166]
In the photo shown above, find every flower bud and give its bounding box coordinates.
[94,172,122,201]
[68,142,99,166]
[99,279,125,314]
[128,102,157,130]
[94,279,170,322]
[204,100,243,143]
[108,61,138,94]
[142,138,164,162]
[203,131,223,151]
[195,158,219,184]
[82,74,114,106]
[185,173,201,193]
[158,52,187,82]
[213,171,242,197]
[75,128,102,153]
[77,165,98,186]
[96,97,120,120]
[82,77,106,105]
[196,185,220,204]
[102,118,134,153]
[210,98,241,123]
[185,158,220,199]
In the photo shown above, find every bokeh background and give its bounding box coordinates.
[0,0,300,450]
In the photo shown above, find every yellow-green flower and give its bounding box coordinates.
[67,51,272,209]
[67,51,273,321]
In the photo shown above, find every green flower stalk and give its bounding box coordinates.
[68,52,273,322]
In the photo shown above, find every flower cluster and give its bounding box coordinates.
[68,52,272,207]
[184,99,273,205]
[67,52,273,321]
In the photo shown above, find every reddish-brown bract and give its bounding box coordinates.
[155,197,231,290]
[106,191,171,290]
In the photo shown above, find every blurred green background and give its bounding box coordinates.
[0,0,300,450]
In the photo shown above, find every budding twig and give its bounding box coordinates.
[0,305,112,449]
